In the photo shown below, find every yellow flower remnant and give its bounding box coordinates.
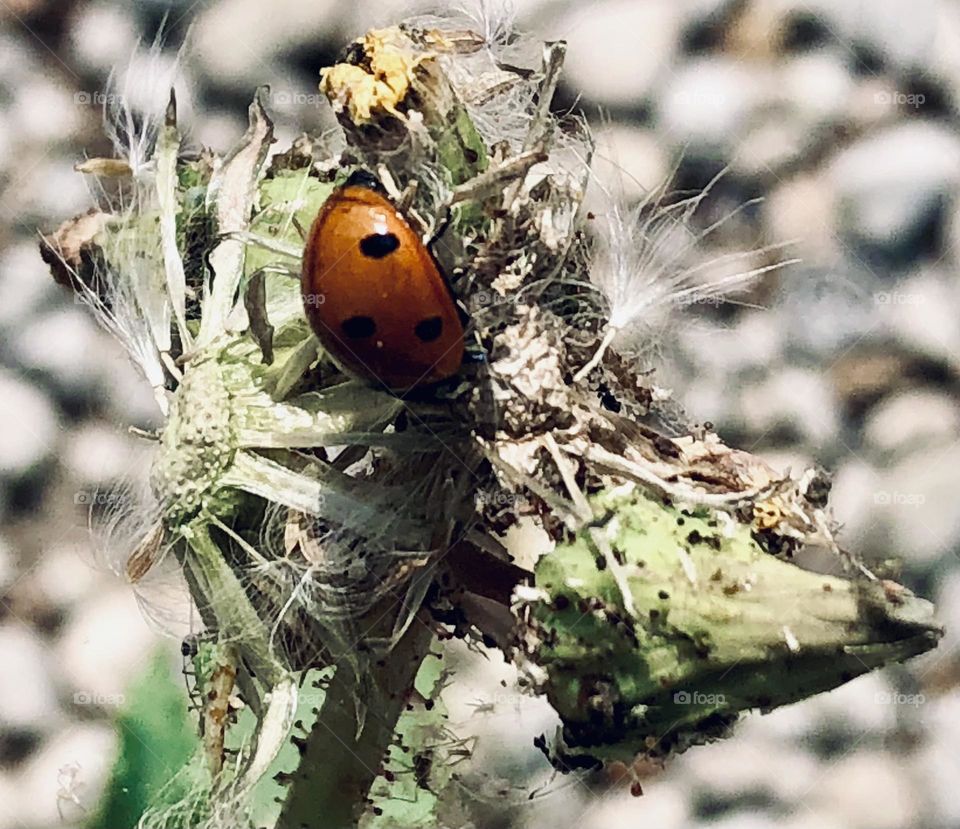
[320,27,436,124]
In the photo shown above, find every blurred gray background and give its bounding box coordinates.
[1,0,959,827]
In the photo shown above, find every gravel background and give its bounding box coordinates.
[1,1,959,827]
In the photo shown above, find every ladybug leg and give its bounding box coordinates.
[427,209,453,249]
[396,180,419,214]
[372,163,432,239]
[461,349,487,366]
[462,328,487,365]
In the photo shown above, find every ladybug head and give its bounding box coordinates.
[343,168,386,194]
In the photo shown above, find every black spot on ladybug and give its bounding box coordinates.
[341,315,376,339]
[359,232,400,259]
[414,316,443,342]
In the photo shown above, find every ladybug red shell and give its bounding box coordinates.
[301,175,465,391]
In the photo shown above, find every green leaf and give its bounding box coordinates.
[87,649,201,829]
[245,170,335,278]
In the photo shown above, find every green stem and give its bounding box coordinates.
[183,518,286,688]
[277,619,435,829]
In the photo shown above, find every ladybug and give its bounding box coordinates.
[301,171,465,391]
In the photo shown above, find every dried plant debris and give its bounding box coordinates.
[41,9,940,827]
